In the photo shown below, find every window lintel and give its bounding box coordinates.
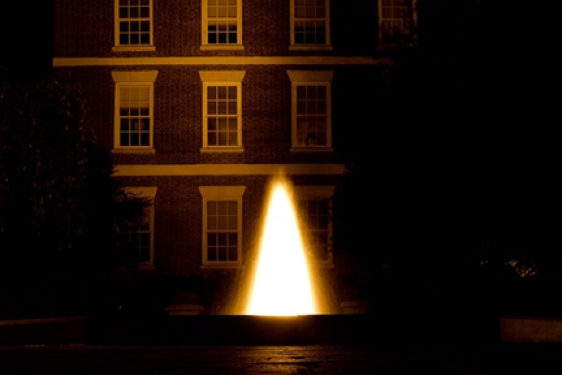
[199,71,246,82]
[112,70,159,83]
[287,70,334,82]
[199,186,246,198]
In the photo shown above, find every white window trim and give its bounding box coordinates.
[289,0,332,51]
[199,71,246,152]
[377,0,418,47]
[201,0,244,50]
[113,0,155,52]
[112,70,158,153]
[294,186,334,267]
[199,186,246,269]
[123,186,157,269]
[287,70,334,152]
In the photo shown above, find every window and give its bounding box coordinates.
[287,70,333,151]
[199,71,246,152]
[117,187,157,267]
[201,0,243,49]
[112,71,158,152]
[199,186,246,268]
[295,186,334,265]
[378,0,417,46]
[114,0,155,51]
[290,0,331,50]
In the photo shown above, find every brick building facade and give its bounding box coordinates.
[52,0,417,314]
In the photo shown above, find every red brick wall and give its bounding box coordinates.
[117,175,343,278]
[52,0,379,311]
[53,0,378,58]
[58,65,369,165]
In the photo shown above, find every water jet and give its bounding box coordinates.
[244,176,319,316]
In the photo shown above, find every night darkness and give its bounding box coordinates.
[1,0,559,318]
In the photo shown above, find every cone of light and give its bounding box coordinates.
[246,178,316,316]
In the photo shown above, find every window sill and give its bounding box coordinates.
[137,262,156,271]
[200,45,245,51]
[289,45,333,51]
[377,43,417,51]
[112,148,156,154]
[290,146,333,153]
[112,46,156,52]
[200,263,243,269]
[200,147,244,153]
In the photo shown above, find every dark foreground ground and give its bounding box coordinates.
[1,343,562,374]
[1,314,561,374]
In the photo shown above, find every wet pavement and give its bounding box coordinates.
[1,343,562,374]
[1,314,561,374]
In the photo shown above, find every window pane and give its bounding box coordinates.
[227,118,237,131]
[218,215,226,229]
[208,233,217,246]
[218,247,227,260]
[218,233,227,245]
[228,246,238,261]
[118,86,151,147]
[218,86,227,98]
[118,0,151,46]
[120,133,130,146]
[228,214,237,229]
[218,101,227,114]
[140,133,149,146]
[218,132,227,145]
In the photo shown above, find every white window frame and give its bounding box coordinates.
[290,0,332,51]
[113,0,155,52]
[201,0,244,50]
[112,70,158,153]
[287,70,333,152]
[199,71,246,153]
[199,186,246,268]
[378,0,418,47]
[295,186,334,267]
[121,186,157,268]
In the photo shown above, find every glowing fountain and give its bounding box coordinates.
[245,176,319,316]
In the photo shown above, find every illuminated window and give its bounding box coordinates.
[287,70,333,151]
[199,71,246,152]
[199,186,246,268]
[295,186,334,265]
[114,0,154,51]
[378,0,417,46]
[117,187,157,267]
[290,0,331,50]
[201,0,243,49]
[112,71,158,152]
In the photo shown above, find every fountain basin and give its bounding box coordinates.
[86,312,499,346]
[88,314,380,345]
[0,312,499,346]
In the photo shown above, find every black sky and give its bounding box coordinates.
[0,1,53,78]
